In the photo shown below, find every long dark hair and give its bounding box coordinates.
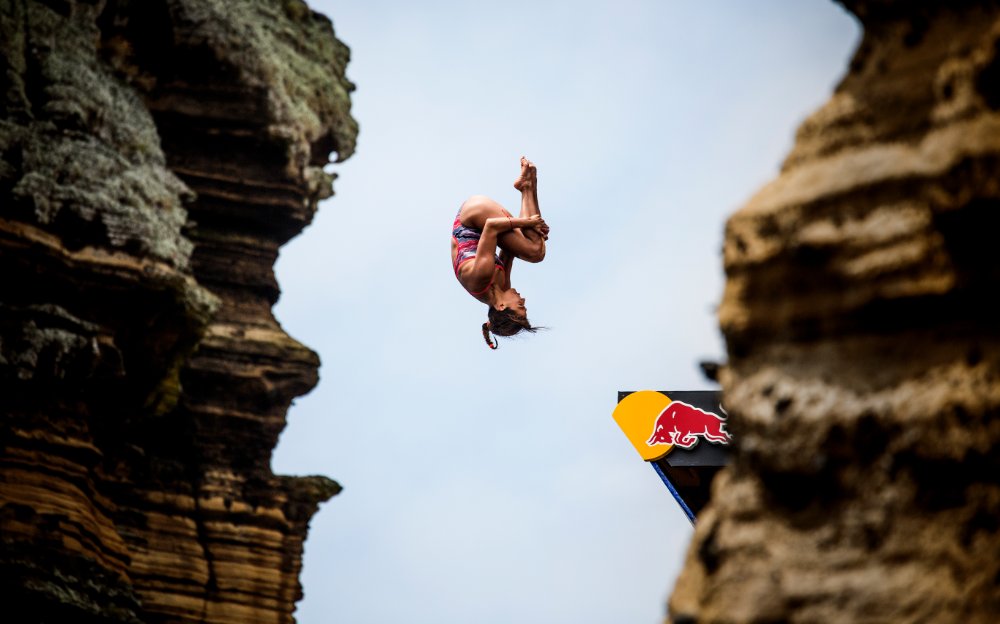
[482,307,539,349]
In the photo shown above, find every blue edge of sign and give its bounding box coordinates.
[651,461,696,525]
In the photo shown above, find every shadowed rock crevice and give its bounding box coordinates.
[1,1,356,622]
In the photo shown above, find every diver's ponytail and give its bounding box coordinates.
[481,322,498,350]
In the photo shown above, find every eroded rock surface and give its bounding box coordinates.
[669,2,1000,623]
[0,1,355,622]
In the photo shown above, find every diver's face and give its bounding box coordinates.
[498,288,527,319]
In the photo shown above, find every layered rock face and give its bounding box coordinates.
[670,2,1000,622]
[0,1,355,622]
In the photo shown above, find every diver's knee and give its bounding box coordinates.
[524,246,546,263]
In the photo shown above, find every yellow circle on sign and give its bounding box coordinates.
[613,390,673,461]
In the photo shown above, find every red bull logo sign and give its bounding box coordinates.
[613,390,731,461]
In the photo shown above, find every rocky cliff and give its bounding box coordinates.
[0,1,356,622]
[670,1,1000,622]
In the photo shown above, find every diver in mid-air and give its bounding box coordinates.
[449,157,549,349]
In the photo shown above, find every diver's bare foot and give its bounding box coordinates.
[513,156,537,191]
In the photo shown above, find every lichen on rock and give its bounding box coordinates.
[4,1,196,270]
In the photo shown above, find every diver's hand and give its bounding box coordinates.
[526,215,549,240]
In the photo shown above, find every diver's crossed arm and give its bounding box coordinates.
[463,217,541,292]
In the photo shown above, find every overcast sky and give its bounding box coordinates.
[271,2,859,623]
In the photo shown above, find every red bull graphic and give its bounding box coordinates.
[613,390,732,461]
[646,401,731,449]
[614,390,732,523]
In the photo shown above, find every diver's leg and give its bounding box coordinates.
[511,157,548,257]
[459,195,545,263]
[513,157,541,221]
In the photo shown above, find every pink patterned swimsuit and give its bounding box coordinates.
[452,211,504,297]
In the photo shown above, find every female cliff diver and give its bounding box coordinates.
[451,156,549,349]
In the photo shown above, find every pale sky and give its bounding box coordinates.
[271,2,859,623]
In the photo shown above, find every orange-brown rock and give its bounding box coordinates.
[669,2,1000,623]
[0,1,355,622]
